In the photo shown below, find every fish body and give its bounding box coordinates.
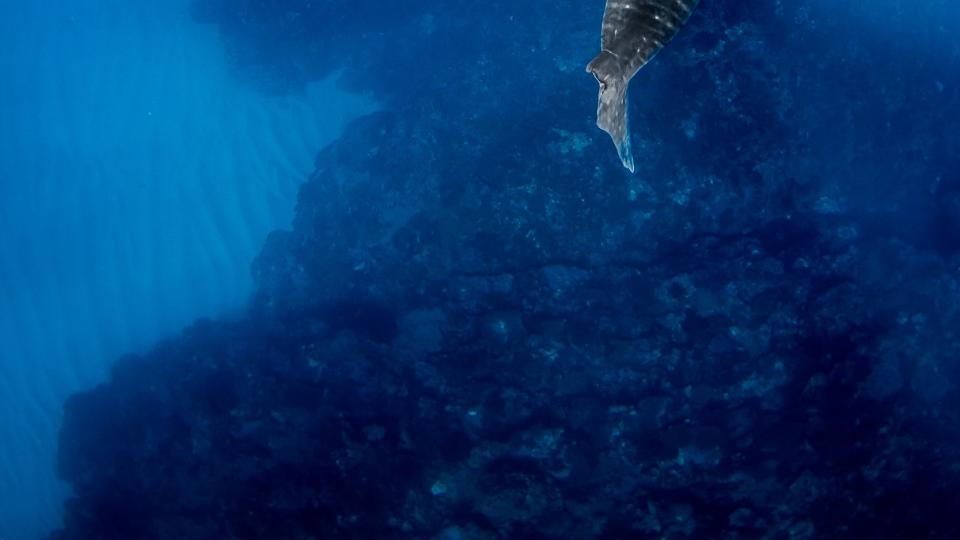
[587,0,700,172]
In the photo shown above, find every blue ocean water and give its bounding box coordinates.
[1,1,959,539]
[0,1,372,538]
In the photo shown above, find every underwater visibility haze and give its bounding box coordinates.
[0,1,372,537]
[0,0,959,539]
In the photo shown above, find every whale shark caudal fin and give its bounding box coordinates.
[587,0,700,172]
[587,50,634,172]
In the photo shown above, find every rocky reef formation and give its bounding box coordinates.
[50,1,960,539]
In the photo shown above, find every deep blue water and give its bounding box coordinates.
[0,1,372,537]
[1,1,959,539]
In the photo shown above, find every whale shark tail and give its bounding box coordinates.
[587,51,634,173]
[588,0,700,173]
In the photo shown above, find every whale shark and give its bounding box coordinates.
[587,0,700,172]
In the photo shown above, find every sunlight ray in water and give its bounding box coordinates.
[0,1,374,537]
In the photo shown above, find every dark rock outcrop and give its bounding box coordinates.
[50,1,960,539]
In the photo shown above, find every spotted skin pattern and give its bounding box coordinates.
[587,0,700,172]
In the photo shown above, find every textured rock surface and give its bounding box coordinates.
[50,1,960,539]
